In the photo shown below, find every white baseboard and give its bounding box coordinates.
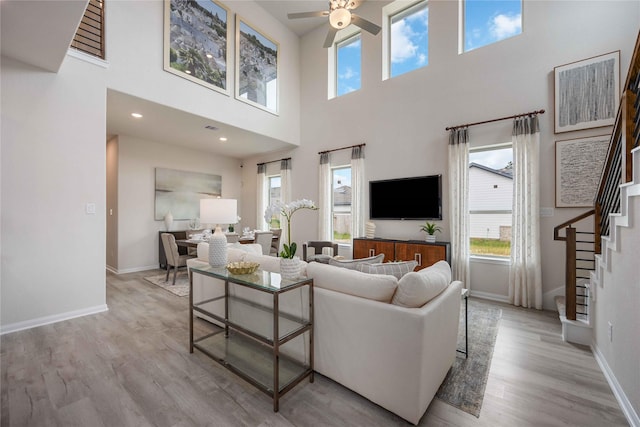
[1,304,109,335]
[469,290,509,303]
[592,343,640,427]
[113,264,160,274]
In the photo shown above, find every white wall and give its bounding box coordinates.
[105,0,301,146]
[1,56,107,330]
[116,135,242,272]
[241,0,639,307]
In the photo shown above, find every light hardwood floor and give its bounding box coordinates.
[1,270,629,426]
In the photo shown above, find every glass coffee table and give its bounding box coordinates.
[189,265,314,412]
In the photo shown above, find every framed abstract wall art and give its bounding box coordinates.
[155,168,222,220]
[554,51,620,133]
[235,16,279,114]
[164,0,230,94]
[555,135,610,207]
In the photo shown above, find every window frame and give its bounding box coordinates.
[382,0,429,81]
[468,142,513,259]
[267,174,281,228]
[328,26,362,99]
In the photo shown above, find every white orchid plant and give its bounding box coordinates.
[264,199,318,259]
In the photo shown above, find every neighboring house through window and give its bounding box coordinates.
[332,166,352,243]
[469,144,513,257]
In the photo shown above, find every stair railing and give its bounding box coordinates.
[554,210,595,321]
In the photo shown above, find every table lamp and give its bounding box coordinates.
[200,198,237,267]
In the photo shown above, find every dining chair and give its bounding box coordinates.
[161,233,195,285]
[303,240,339,263]
[269,228,282,256]
[254,231,273,255]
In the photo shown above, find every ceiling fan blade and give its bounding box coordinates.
[288,11,329,20]
[351,14,381,35]
[323,27,339,48]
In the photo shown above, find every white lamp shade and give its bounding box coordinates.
[200,199,237,225]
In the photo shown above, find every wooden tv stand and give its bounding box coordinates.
[352,238,450,271]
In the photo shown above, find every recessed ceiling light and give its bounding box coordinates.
[219,137,228,142]
[206,53,213,59]
[131,113,143,118]
[185,70,191,74]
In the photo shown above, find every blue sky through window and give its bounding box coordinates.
[337,35,361,96]
[391,1,428,78]
[464,0,522,52]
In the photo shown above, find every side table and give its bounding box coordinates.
[456,288,469,358]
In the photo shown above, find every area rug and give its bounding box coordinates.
[435,299,502,417]
[143,272,189,297]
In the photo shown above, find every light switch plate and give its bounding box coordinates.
[86,203,96,215]
[540,207,554,217]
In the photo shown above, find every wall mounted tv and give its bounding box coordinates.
[369,175,442,220]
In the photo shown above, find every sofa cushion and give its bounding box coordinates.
[328,253,384,270]
[392,261,452,308]
[307,262,397,303]
[356,261,418,279]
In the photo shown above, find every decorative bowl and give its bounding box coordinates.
[226,262,260,275]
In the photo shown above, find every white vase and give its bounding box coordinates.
[425,234,436,243]
[208,227,228,267]
[280,257,301,280]
[163,211,173,231]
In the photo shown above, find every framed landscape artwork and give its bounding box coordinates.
[155,168,222,220]
[555,135,610,208]
[554,51,620,133]
[235,16,279,114]
[163,0,230,94]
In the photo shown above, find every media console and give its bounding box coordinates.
[352,238,450,271]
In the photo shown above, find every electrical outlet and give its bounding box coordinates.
[608,321,613,342]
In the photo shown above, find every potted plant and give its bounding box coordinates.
[420,221,441,243]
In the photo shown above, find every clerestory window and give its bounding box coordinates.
[461,0,522,53]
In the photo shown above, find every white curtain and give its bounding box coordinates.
[448,128,470,288]
[280,158,292,243]
[318,152,332,241]
[351,146,365,241]
[256,164,268,230]
[509,116,542,309]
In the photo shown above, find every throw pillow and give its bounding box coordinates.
[356,261,418,279]
[328,253,384,270]
[392,261,452,308]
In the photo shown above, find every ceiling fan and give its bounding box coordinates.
[287,0,382,48]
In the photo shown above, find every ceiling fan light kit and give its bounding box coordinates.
[329,8,352,29]
[288,0,381,48]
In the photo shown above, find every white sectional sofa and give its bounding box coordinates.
[187,243,462,425]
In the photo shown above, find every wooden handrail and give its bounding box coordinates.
[553,210,595,241]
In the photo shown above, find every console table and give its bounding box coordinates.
[189,266,314,412]
[353,237,450,271]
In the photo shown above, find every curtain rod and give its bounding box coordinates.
[318,143,366,155]
[257,157,291,166]
[445,109,545,131]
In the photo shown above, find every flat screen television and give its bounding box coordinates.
[369,175,442,220]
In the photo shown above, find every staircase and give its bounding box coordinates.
[554,30,640,345]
